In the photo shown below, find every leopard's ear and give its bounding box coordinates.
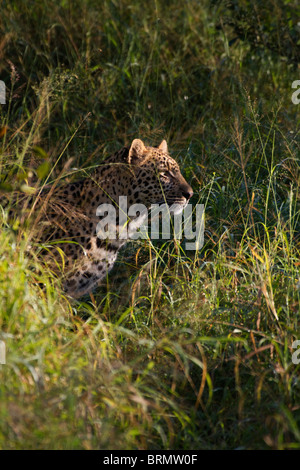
[128,139,146,164]
[158,140,168,154]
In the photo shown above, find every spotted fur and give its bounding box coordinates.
[33,139,193,297]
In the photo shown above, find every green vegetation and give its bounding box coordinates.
[0,0,300,450]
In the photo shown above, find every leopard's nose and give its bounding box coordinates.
[182,187,193,200]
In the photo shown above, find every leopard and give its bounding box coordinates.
[7,138,193,298]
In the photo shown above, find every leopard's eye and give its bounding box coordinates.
[160,170,174,178]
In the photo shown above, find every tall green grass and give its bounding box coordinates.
[0,0,299,449]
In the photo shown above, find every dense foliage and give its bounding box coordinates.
[0,0,299,450]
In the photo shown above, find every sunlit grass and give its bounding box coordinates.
[0,0,299,450]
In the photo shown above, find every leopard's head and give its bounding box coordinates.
[126,139,193,212]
